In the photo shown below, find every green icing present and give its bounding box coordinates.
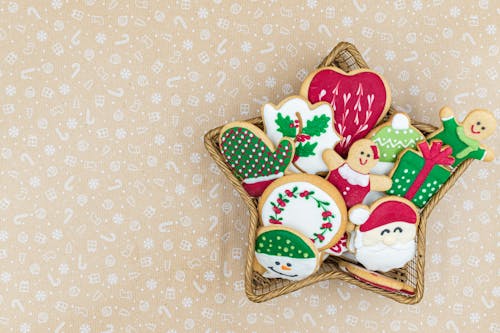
[256,229,315,259]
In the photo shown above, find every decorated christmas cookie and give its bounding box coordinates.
[258,174,347,251]
[368,112,424,175]
[300,67,391,157]
[253,225,320,281]
[349,197,419,272]
[262,96,342,174]
[219,122,295,197]
[387,140,454,208]
[427,106,496,167]
[323,139,392,208]
[338,260,415,295]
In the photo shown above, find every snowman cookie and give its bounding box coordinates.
[262,95,342,174]
[349,197,419,272]
[368,113,424,175]
[254,225,321,281]
[258,174,347,251]
[427,106,496,167]
[323,139,392,208]
[219,122,295,197]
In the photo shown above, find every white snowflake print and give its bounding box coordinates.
[175,184,186,195]
[95,33,107,44]
[463,200,474,211]
[182,39,193,50]
[88,178,100,190]
[204,92,215,103]
[241,41,252,52]
[58,263,69,275]
[115,128,127,140]
[409,85,420,96]
[5,84,16,96]
[342,16,353,27]
[120,68,132,79]
[449,6,461,17]
[19,323,30,333]
[146,279,157,290]
[113,214,124,224]
[470,312,480,324]
[431,253,442,264]
[35,290,47,302]
[44,145,56,156]
[79,324,91,333]
[434,293,445,305]
[67,118,78,129]
[484,252,495,263]
[198,7,208,18]
[36,30,48,41]
[485,25,496,35]
[29,176,41,188]
[196,237,208,247]
[8,126,19,138]
[385,50,396,61]
[265,76,276,88]
[0,272,12,283]
[182,297,193,308]
[190,153,201,163]
[470,55,481,67]
[58,84,70,95]
[326,304,337,315]
[307,0,318,9]
[51,0,63,10]
[0,230,8,241]
[144,238,154,249]
[204,271,215,281]
[107,273,118,285]
[151,92,162,104]
[412,0,423,11]
[52,229,63,240]
[154,134,165,145]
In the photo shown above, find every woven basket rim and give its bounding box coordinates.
[204,41,473,304]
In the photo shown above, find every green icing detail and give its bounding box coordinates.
[256,229,315,259]
[220,126,293,180]
[432,117,486,167]
[387,150,451,208]
[295,141,318,157]
[301,114,330,136]
[372,127,424,162]
[275,113,297,138]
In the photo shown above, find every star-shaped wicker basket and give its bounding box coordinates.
[204,42,471,304]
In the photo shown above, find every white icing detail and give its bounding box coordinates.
[362,191,385,205]
[349,207,370,225]
[243,172,283,184]
[262,97,341,174]
[338,164,369,186]
[372,136,422,149]
[391,113,410,130]
[260,180,344,249]
[256,253,317,281]
[370,161,394,175]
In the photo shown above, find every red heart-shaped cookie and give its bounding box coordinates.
[301,67,391,157]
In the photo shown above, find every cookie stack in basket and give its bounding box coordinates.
[218,66,496,293]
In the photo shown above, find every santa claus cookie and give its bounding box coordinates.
[300,67,391,157]
[323,138,392,208]
[349,197,419,272]
[219,122,295,197]
[258,174,347,251]
[338,260,415,295]
[427,106,496,167]
[253,225,321,281]
[368,113,424,175]
[262,95,342,174]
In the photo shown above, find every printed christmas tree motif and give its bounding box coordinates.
[219,122,295,197]
[301,67,391,158]
[262,96,342,174]
[387,141,454,208]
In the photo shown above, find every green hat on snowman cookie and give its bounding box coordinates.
[255,226,320,281]
[370,113,424,175]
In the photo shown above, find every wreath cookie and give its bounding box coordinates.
[258,174,347,251]
[253,225,321,281]
[219,122,295,197]
[262,95,342,174]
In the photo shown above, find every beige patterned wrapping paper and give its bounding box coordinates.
[0,1,498,332]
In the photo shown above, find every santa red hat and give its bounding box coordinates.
[349,200,417,232]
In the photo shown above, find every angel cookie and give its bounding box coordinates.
[262,96,342,174]
[428,106,496,167]
[254,226,321,281]
[349,197,419,272]
[300,67,391,157]
[219,122,295,197]
[323,139,392,208]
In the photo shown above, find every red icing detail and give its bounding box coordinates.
[307,68,389,157]
[404,141,454,200]
[242,178,277,197]
[346,266,415,295]
[359,200,417,232]
[470,124,480,134]
[328,233,348,254]
[359,158,367,166]
[326,168,370,208]
[371,145,379,159]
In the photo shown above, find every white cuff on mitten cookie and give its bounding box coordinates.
[348,206,370,225]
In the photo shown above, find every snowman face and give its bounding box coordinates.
[462,110,496,141]
[255,253,318,281]
[361,222,416,247]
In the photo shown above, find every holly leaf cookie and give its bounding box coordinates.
[254,225,320,281]
[219,122,295,197]
[262,96,342,174]
[258,174,347,251]
[300,67,391,158]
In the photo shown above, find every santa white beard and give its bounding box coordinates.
[354,233,416,272]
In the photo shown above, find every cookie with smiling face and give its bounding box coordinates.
[323,139,392,208]
[428,106,496,167]
[253,226,320,281]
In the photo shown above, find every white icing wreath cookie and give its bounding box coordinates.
[258,174,347,251]
[253,225,321,281]
[262,95,342,174]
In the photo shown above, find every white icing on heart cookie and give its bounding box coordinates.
[262,96,342,174]
[258,174,347,251]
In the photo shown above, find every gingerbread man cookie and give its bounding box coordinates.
[262,96,342,174]
[427,106,496,167]
[323,139,392,208]
[348,197,419,272]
